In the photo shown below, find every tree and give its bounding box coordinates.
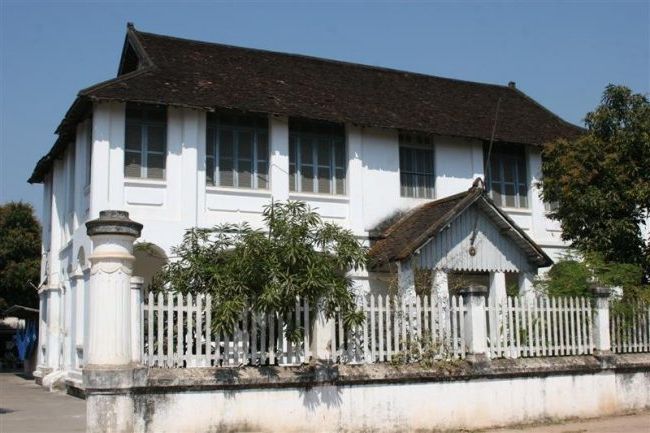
[540,85,650,277]
[153,201,367,339]
[0,202,41,310]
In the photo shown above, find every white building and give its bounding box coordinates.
[28,24,582,385]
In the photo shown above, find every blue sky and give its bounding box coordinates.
[1,1,648,217]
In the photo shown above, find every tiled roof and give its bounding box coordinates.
[29,24,583,183]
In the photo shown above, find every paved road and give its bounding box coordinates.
[479,411,650,433]
[0,373,85,433]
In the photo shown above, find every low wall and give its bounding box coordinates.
[85,354,650,433]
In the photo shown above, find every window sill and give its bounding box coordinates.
[289,192,350,203]
[206,186,272,198]
[124,178,167,188]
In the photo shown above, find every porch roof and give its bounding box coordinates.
[368,181,553,270]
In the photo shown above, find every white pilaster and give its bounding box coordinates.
[181,109,201,226]
[433,269,450,341]
[269,115,290,201]
[62,283,74,372]
[45,287,62,369]
[70,270,85,369]
[528,147,546,241]
[309,307,336,361]
[347,124,364,235]
[592,286,612,353]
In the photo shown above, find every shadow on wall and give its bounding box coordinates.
[133,243,167,292]
[300,385,343,411]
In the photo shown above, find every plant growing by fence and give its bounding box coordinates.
[152,200,367,340]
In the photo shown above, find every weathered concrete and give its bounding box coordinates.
[483,410,650,433]
[0,373,85,433]
[82,353,650,433]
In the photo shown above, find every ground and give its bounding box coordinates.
[0,373,85,433]
[0,371,648,433]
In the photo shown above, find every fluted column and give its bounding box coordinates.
[85,210,142,367]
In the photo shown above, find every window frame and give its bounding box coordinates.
[289,121,346,196]
[124,104,167,180]
[205,113,269,190]
[398,132,435,199]
[485,143,529,209]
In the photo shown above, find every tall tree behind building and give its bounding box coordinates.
[0,202,41,309]
[540,85,650,280]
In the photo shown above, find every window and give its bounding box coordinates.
[485,143,528,208]
[124,104,167,179]
[399,133,435,199]
[206,112,268,189]
[289,120,346,195]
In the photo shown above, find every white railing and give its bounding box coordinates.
[142,292,310,367]
[334,294,466,363]
[487,296,594,358]
[611,301,650,353]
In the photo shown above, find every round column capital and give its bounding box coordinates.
[86,210,142,238]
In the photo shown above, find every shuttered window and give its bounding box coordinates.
[206,112,269,189]
[485,143,529,209]
[289,120,346,195]
[399,133,435,199]
[124,104,167,179]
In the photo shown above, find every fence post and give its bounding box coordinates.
[459,284,489,362]
[130,276,145,364]
[83,210,144,433]
[310,303,336,362]
[591,286,611,354]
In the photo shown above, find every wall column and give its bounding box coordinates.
[459,284,488,362]
[70,270,85,370]
[309,305,336,362]
[489,272,507,305]
[269,115,290,201]
[592,286,612,354]
[432,270,449,339]
[45,286,62,369]
[85,210,142,366]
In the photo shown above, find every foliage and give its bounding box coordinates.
[0,202,41,310]
[535,251,649,303]
[539,85,650,277]
[153,201,367,339]
[390,331,454,369]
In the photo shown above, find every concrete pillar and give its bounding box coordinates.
[70,270,85,369]
[36,290,48,371]
[63,282,74,372]
[489,272,507,305]
[592,286,612,354]
[85,210,142,366]
[130,276,145,364]
[518,272,535,299]
[397,259,416,303]
[433,270,449,338]
[458,284,488,362]
[346,124,364,235]
[269,115,290,201]
[45,286,62,369]
[309,306,336,362]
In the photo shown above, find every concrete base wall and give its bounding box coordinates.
[84,355,650,433]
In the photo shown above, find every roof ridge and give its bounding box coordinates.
[133,28,518,92]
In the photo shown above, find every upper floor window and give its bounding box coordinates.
[399,132,435,199]
[124,104,167,180]
[206,112,269,189]
[289,119,346,195]
[485,143,528,208]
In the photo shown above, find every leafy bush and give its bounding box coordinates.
[152,201,367,339]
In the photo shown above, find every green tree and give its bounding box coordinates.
[153,201,367,339]
[0,202,41,310]
[540,85,650,277]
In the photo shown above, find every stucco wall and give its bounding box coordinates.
[82,355,650,433]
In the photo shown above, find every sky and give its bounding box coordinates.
[1,1,648,219]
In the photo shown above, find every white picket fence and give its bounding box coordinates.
[334,294,467,363]
[610,301,650,353]
[142,292,310,367]
[487,296,594,358]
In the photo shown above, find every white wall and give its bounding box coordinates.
[127,370,650,433]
